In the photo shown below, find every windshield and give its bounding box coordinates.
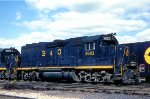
[102,40,117,46]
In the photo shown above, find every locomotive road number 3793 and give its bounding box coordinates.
[103,37,111,41]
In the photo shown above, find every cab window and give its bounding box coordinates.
[85,42,95,50]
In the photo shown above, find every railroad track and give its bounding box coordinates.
[0,80,150,96]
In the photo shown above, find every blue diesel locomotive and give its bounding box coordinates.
[0,47,20,79]
[0,33,143,83]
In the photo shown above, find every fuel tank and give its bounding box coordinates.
[39,71,78,81]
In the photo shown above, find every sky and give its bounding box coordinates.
[0,0,150,51]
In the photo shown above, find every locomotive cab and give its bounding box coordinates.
[1,48,20,65]
[81,33,118,65]
[78,33,119,82]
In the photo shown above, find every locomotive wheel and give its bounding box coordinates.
[122,69,140,84]
[91,72,101,83]
[23,72,29,81]
[0,71,5,80]
[85,73,91,82]
[29,71,39,81]
[103,73,113,84]
[78,71,87,82]
[16,71,22,80]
